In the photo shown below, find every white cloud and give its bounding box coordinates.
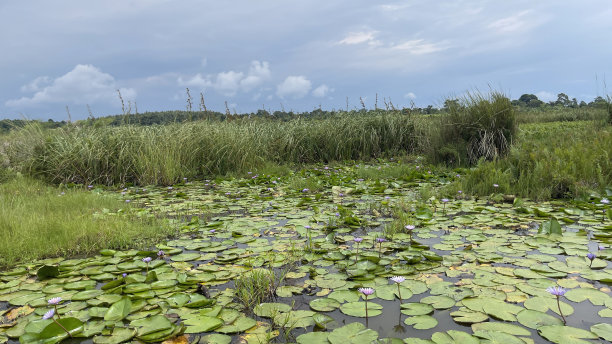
[178,60,271,96]
[488,10,535,34]
[177,73,211,88]
[404,92,416,99]
[20,76,51,92]
[6,64,135,107]
[214,71,244,96]
[276,76,312,99]
[312,84,332,98]
[392,39,447,55]
[240,61,271,91]
[535,91,556,102]
[338,31,379,45]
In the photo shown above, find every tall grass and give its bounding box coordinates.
[6,112,418,185]
[0,177,174,266]
[427,91,517,166]
[455,121,612,199]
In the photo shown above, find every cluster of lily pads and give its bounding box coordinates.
[1,162,612,343]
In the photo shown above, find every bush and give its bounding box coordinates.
[429,91,517,166]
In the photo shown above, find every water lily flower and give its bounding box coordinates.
[602,198,610,204]
[42,309,55,320]
[405,225,415,243]
[304,225,311,229]
[457,190,462,194]
[599,245,606,250]
[142,257,152,263]
[376,237,386,258]
[122,273,127,278]
[358,287,375,319]
[390,276,405,303]
[48,297,62,305]
[587,253,596,267]
[302,188,309,192]
[209,229,216,234]
[354,237,363,262]
[546,286,567,296]
[493,184,499,188]
[157,250,165,258]
[546,286,567,324]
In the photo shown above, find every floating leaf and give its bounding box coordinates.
[104,297,132,321]
[340,302,383,317]
[590,323,612,341]
[404,315,438,330]
[538,325,597,344]
[253,303,292,317]
[328,322,378,344]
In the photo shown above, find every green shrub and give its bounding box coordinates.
[456,121,612,199]
[429,91,517,166]
[6,113,417,185]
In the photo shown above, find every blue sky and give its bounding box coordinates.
[1,1,611,120]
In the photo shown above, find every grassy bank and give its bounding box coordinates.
[452,120,612,199]
[5,112,420,186]
[0,177,175,266]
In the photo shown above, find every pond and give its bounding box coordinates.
[1,163,611,343]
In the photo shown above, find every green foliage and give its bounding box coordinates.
[6,113,417,185]
[233,269,277,312]
[456,121,612,199]
[0,177,173,266]
[428,91,517,166]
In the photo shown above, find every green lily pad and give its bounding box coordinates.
[253,302,292,317]
[538,325,598,344]
[199,334,232,344]
[401,302,434,316]
[461,296,523,321]
[564,287,611,306]
[183,315,223,333]
[421,295,455,309]
[273,310,316,328]
[216,315,257,334]
[340,301,383,317]
[297,332,329,344]
[309,298,341,312]
[430,330,479,344]
[591,323,612,341]
[471,322,530,336]
[328,322,378,344]
[524,296,574,316]
[104,297,132,321]
[404,315,438,330]
[450,309,488,324]
[92,328,137,344]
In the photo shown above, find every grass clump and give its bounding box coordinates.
[0,177,174,266]
[6,113,417,186]
[429,91,517,166]
[456,121,612,199]
[233,268,277,312]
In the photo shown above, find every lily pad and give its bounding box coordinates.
[404,315,438,330]
[340,301,383,317]
[538,325,598,344]
[328,322,378,344]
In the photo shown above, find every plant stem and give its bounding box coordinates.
[397,283,402,304]
[556,296,566,324]
[52,318,72,338]
[365,297,369,319]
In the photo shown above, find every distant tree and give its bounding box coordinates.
[555,93,570,107]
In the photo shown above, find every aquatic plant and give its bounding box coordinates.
[358,287,375,319]
[546,286,568,324]
[390,276,405,303]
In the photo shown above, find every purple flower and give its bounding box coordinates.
[125,199,131,203]
[405,225,415,231]
[493,184,499,188]
[441,198,449,203]
[354,237,363,243]
[376,237,386,243]
[209,229,216,233]
[122,273,127,278]
[546,286,567,296]
[87,185,93,189]
[458,190,462,194]
[304,225,312,229]
[167,187,173,190]
[602,198,610,205]
[358,287,375,296]
[42,309,55,320]
[142,257,152,263]
[599,245,606,250]
[335,212,340,217]
[302,188,309,192]
[390,276,405,284]
[48,297,62,305]
[587,253,596,261]
[157,250,165,257]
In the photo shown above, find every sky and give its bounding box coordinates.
[1,1,611,121]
